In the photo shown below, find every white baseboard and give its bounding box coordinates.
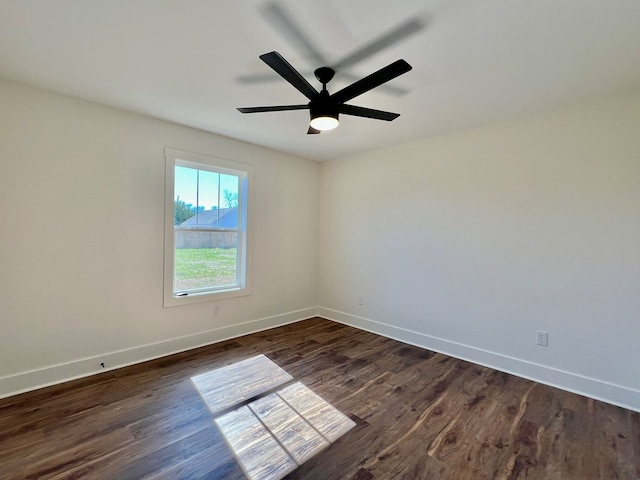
[0,307,317,400]
[317,307,640,413]
[5,306,638,413]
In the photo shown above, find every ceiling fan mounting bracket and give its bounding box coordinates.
[314,66,335,86]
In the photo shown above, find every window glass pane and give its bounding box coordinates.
[220,174,239,207]
[173,164,241,294]
[174,166,198,225]
[174,231,238,291]
[198,169,220,209]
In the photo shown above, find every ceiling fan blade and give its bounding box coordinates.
[237,69,408,96]
[307,126,321,134]
[260,51,319,101]
[261,2,327,67]
[331,59,412,104]
[339,104,400,121]
[237,104,309,113]
[337,71,408,97]
[332,17,426,71]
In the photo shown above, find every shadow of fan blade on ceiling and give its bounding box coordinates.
[331,17,428,71]
[237,1,425,96]
[260,1,328,66]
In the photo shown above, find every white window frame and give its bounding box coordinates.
[163,148,252,307]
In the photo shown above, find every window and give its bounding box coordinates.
[164,148,252,306]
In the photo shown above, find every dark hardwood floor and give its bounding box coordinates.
[1,318,638,479]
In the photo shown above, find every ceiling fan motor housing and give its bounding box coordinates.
[310,90,339,123]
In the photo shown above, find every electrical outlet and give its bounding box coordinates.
[100,362,106,368]
[357,295,364,305]
[536,331,548,347]
[212,305,220,316]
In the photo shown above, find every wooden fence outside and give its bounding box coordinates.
[175,229,237,249]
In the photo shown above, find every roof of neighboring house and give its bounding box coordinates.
[180,207,237,228]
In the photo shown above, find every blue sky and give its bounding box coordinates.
[175,166,238,210]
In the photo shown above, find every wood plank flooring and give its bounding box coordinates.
[1,317,638,479]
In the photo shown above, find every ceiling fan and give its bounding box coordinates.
[237,51,412,134]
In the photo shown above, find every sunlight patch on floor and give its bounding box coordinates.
[192,355,355,480]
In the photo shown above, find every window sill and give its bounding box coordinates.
[163,286,251,307]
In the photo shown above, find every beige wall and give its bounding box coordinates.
[2,78,639,411]
[0,80,320,396]
[318,90,640,411]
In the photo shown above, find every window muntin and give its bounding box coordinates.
[164,149,251,306]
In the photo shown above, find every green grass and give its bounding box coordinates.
[175,248,237,290]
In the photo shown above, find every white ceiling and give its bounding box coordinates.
[1,0,640,161]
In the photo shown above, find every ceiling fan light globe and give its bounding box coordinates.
[310,116,339,131]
